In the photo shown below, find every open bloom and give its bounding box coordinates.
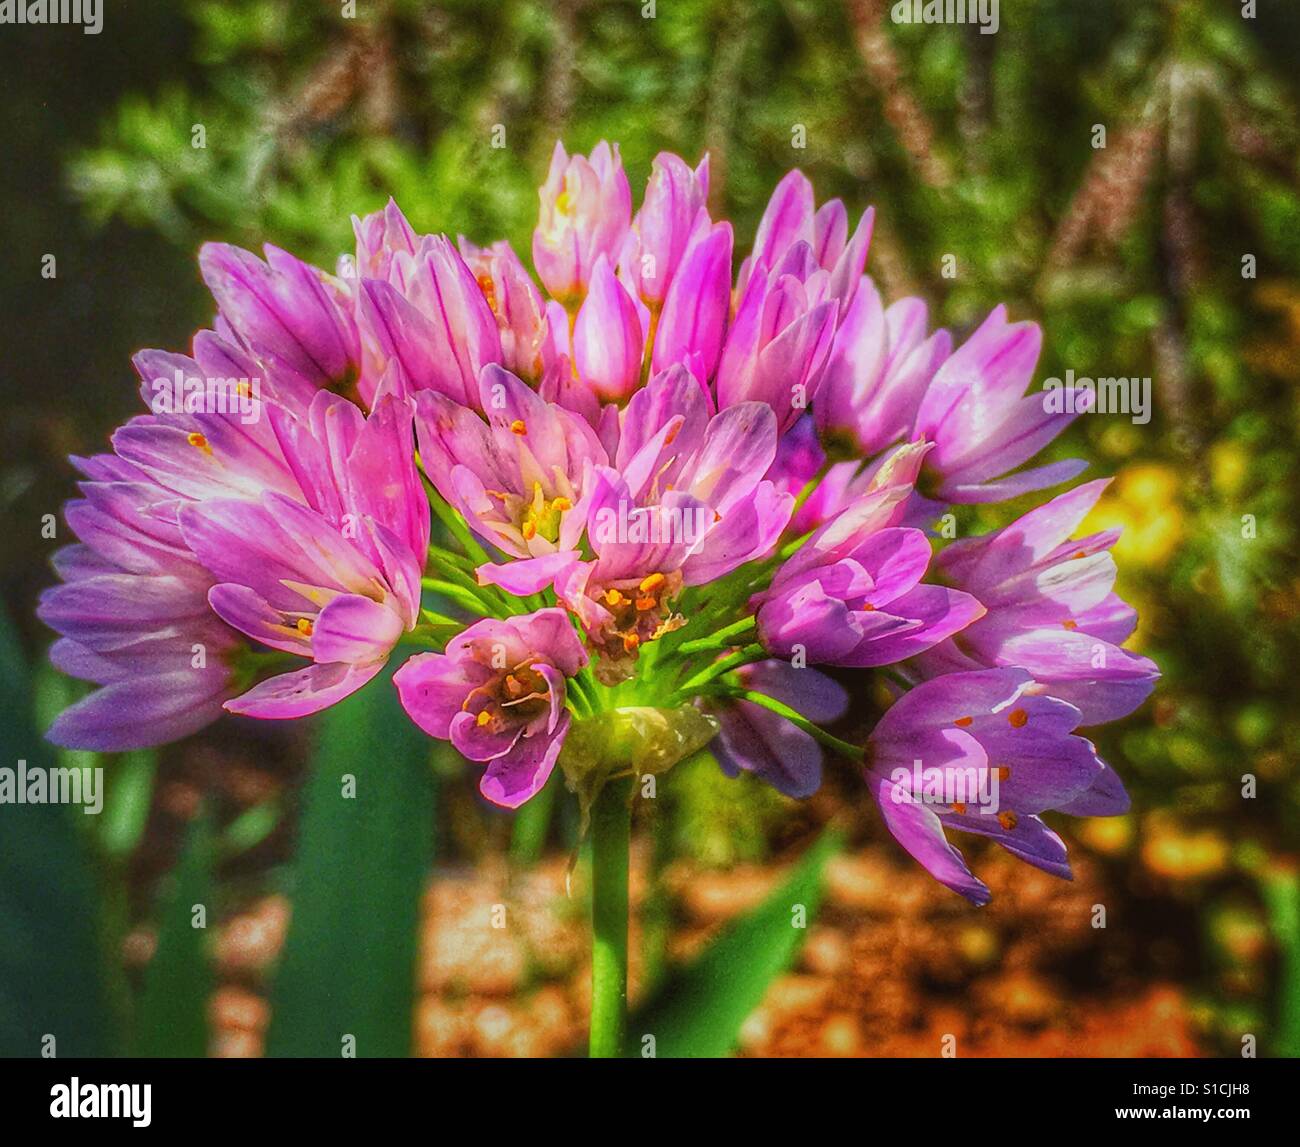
[908,306,1088,504]
[757,455,983,667]
[866,668,1130,904]
[912,479,1159,723]
[394,609,587,807]
[480,367,792,680]
[416,364,607,559]
[179,392,428,717]
[40,143,1153,916]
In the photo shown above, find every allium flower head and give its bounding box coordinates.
[42,141,1150,909]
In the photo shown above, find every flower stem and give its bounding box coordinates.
[589,776,632,1058]
[672,614,756,657]
[671,642,768,697]
[690,683,866,762]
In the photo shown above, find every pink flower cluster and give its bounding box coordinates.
[43,141,1157,904]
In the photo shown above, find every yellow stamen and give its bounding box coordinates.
[1062,619,1078,630]
[997,811,1019,831]
[521,521,538,540]
[296,618,314,637]
[622,633,640,654]
[510,419,527,436]
[604,589,625,607]
[186,432,212,456]
[635,596,656,611]
[476,709,492,727]
[639,572,666,594]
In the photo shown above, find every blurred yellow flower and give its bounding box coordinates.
[1083,463,1185,569]
[1208,442,1250,499]
[1141,815,1230,880]
[1079,814,1134,855]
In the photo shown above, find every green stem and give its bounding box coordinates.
[672,614,756,657]
[672,642,768,696]
[420,577,499,617]
[690,684,865,762]
[589,776,632,1058]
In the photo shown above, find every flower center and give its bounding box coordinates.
[592,570,686,683]
[465,658,553,733]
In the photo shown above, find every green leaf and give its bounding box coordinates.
[1261,868,1300,1058]
[624,828,841,1058]
[265,665,436,1058]
[99,750,157,860]
[0,612,111,1056]
[133,813,215,1057]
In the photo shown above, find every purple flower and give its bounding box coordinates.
[757,452,984,667]
[352,198,420,287]
[866,668,1130,905]
[715,242,839,433]
[393,609,588,808]
[357,234,503,410]
[572,255,648,402]
[620,151,711,306]
[478,368,792,679]
[199,242,360,394]
[708,661,848,798]
[415,364,607,559]
[532,141,632,304]
[649,217,733,385]
[736,169,874,312]
[815,278,952,456]
[913,479,1159,723]
[458,236,556,386]
[38,451,242,751]
[178,393,428,718]
[909,305,1088,503]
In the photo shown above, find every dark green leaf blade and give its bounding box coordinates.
[624,828,842,1059]
[265,666,436,1058]
[0,611,111,1057]
[133,813,215,1057]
